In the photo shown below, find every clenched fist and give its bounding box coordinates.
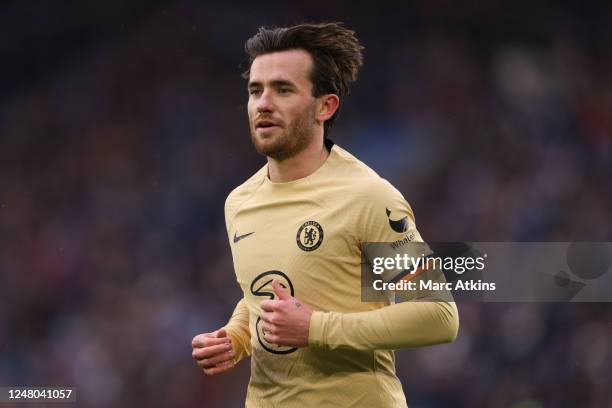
[260,280,313,348]
[192,328,235,375]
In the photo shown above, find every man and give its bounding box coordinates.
[192,22,459,407]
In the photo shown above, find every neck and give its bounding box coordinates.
[267,137,330,183]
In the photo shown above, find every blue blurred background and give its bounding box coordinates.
[0,1,611,407]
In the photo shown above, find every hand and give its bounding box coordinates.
[192,328,236,375]
[260,280,313,348]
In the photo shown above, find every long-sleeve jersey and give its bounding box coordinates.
[223,143,459,407]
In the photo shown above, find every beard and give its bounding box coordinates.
[249,103,317,161]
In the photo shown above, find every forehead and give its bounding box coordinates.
[249,49,313,87]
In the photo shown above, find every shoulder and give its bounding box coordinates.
[328,144,380,180]
[225,164,267,219]
[331,147,420,242]
[331,145,405,203]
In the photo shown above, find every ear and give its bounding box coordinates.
[316,94,340,123]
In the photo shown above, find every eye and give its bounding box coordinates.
[278,87,291,94]
[249,89,262,96]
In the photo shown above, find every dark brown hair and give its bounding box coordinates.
[243,22,364,137]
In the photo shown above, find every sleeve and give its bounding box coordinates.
[223,298,252,363]
[309,177,459,350]
[359,179,427,283]
[224,192,236,242]
[360,179,421,242]
[308,300,458,350]
[223,194,251,363]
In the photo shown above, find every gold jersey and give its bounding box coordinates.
[223,143,457,407]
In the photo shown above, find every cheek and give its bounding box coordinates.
[247,103,256,121]
[287,105,311,126]
[283,105,302,123]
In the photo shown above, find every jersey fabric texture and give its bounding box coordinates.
[223,143,458,408]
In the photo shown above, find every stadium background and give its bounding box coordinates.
[1,1,611,407]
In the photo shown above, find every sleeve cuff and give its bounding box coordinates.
[223,326,240,362]
[308,311,328,348]
[223,325,250,363]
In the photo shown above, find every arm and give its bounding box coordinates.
[260,179,460,351]
[223,298,252,363]
[313,178,458,350]
[259,280,458,351]
[223,193,252,363]
[308,300,458,350]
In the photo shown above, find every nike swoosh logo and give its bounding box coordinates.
[233,231,255,243]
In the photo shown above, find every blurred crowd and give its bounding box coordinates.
[0,1,610,407]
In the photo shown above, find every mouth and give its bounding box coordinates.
[255,120,281,130]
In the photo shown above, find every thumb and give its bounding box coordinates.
[272,280,291,301]
[215,328,228,339]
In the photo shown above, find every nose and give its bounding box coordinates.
[255,89,274,113]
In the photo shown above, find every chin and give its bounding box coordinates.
[252,130,282,150]
[252,138,279,156]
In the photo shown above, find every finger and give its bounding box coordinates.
[197,350,236,368]
[260,300,279,312]
[203,360,235,375]
[192,332,221,348]
[261,322,274,334]
[260,311,274,324]
[272,279,291,301]
[193,342,233,360]
[193,328,231,348]
[193,343,232,361]
[192,335,231,349]
[192,334,207,348]
[264,332,280,345]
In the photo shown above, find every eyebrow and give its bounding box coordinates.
[247,79,297,89]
